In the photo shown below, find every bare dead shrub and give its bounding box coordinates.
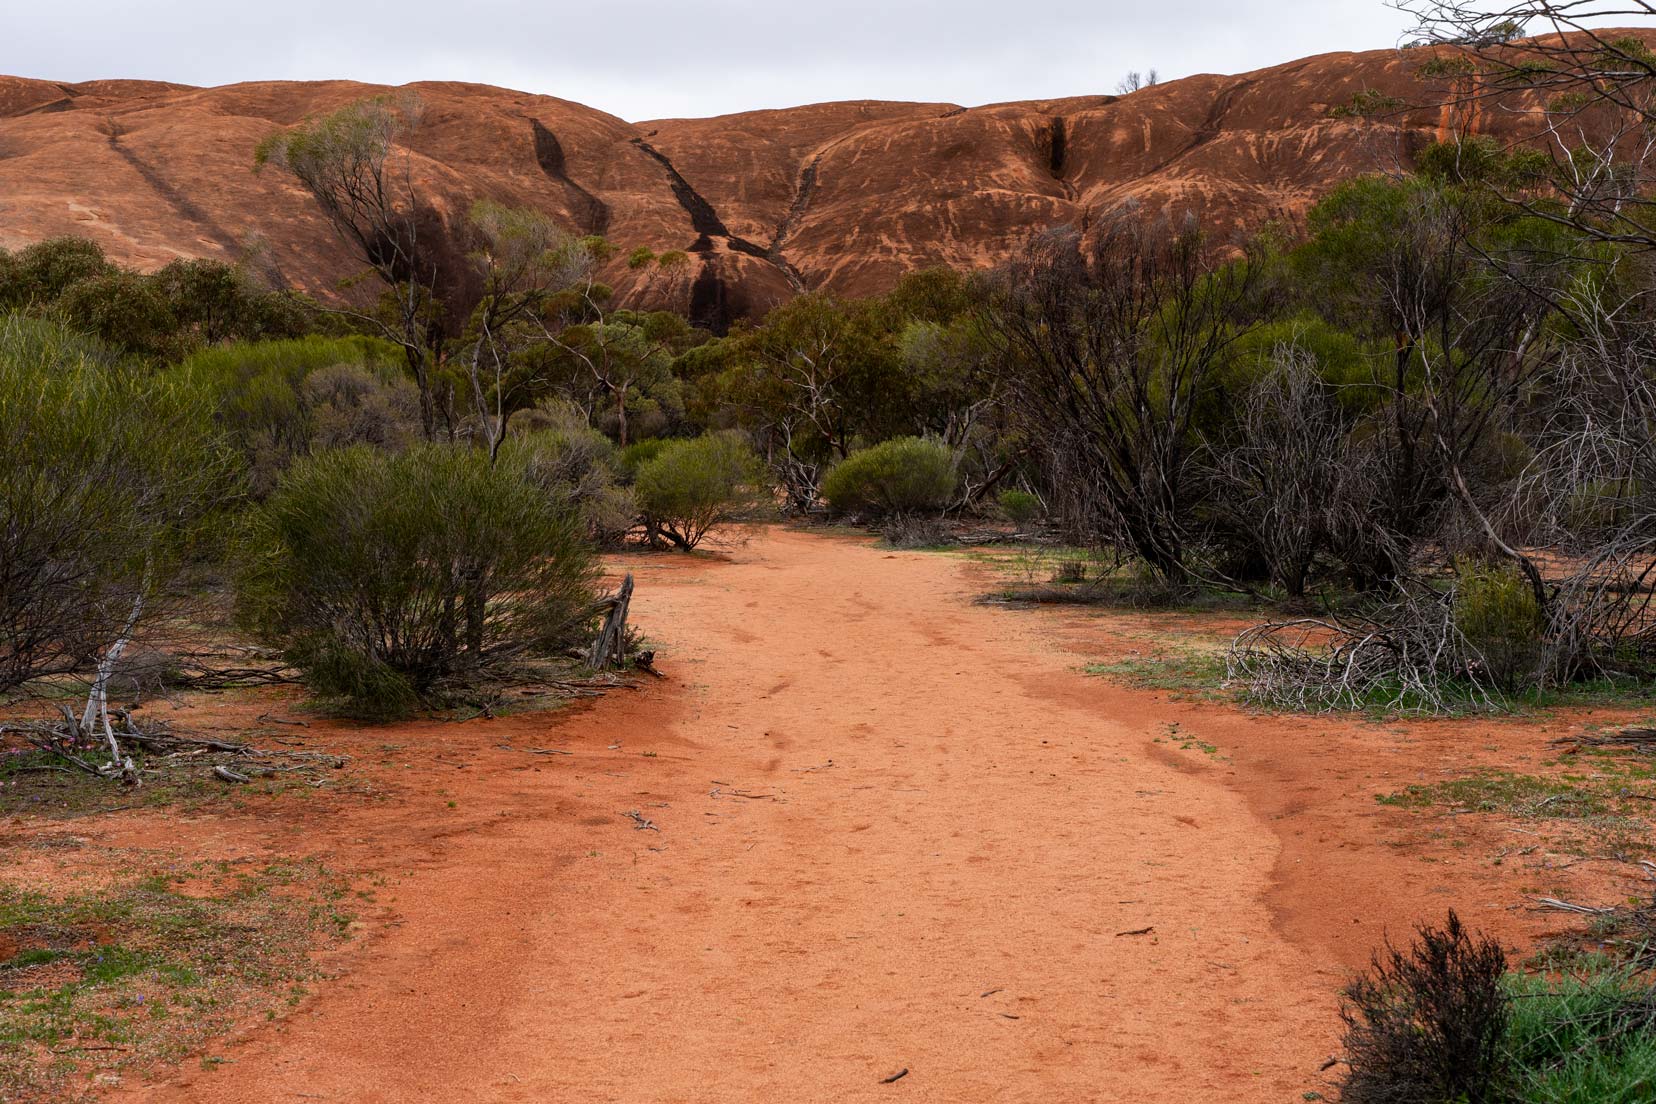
[880,515,952,550]
[1339,911,1511,1104]
[1206,344,1361,597]
[1228,583,1499,714]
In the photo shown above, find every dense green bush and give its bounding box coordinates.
[821,436,957,516]
[152,257,314,346]
[616,437,670,480]
[997,489,1041,525]
[53,271,179,359]
[237,444,599,717]
[0,314,224,692]
[505,402,638,545]
[0,239,317,358]
[635,433,763,550]
[170,336,414,495]
[0,238,113,306]
[1454,560,1546,691]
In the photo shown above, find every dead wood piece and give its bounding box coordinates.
[879,1069,909,1084]
[1115,926,1155,937]
[1532,896,1613,915]
[213,766,251,784]
[1557,727,1656,753]
[588,574,635,670]
[122,730,248,754]
[622,809,659,831]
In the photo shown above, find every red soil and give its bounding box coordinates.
[17,525,1637,1102]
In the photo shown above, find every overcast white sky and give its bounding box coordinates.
[6,0,1429,121]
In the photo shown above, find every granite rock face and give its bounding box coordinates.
[0,47,1534,325]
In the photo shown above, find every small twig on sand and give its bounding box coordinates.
[1531,896,1613,915]
[1115,926,1155,937]
[879,1068,909,1084]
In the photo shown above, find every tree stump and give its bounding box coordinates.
[587,574,634,670]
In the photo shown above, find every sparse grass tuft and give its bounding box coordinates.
[1085,648,1228,698]
[0,856,353,1101]
[1377,772,1611,819]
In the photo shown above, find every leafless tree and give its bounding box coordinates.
[982,212,1259,588]
[1116,69,1161,94]
[1206,344,1360,597]
[1398,2,1656,249]
[1507,267,1656,677]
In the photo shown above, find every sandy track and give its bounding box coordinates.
[107,527,1586,1103]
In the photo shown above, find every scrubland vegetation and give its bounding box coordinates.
[4,2,1656,1097]
[12,79,1650,732]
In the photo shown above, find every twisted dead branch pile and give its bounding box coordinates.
[1,708,347,787]
[1227,588,1498,714]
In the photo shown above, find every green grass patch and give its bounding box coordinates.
[1085,648,1228,698]
[0,857,353,1101]
[1377,771,1613,819]
[1376,766,1656,864]
[1505,962,1656,1103]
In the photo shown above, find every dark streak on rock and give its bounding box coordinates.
[632,137,804,293]
[529,119,610,236]
[106,134,242,255]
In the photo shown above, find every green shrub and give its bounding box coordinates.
[505,402,638,545]
[1,237,113,306]
[152,257,312,346]
[0,314,225,692]
[1454,560,1546,691]
[237,444,599,717]
[617,437,670,481]
[169,336,412,495]
[634,433,763,550]
[821,436,957,517]
[0,241,316,356]
[998,489,1041,525]
[54,271,180,360]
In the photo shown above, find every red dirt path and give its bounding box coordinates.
[72,525,1645,1103]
